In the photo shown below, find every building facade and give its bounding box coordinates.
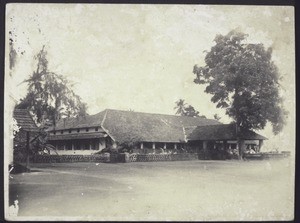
[47,109,267,157]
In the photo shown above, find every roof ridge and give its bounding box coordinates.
[55,110,107,122]
[104,108,218,121]
[101,109,108,126]
[105,108,180,116]
[100,109,115,141]
[182,126,187,142]
[193,123,232,128]
[53,108,218,123]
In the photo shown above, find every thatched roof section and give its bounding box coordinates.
[13,109,39,132]
[186,124,267,141]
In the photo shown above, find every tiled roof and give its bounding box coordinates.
[49,112,106,131]
[13,109,39,132]
[186,124,267,141]
[48,109,266,143]
[50,109,221,143]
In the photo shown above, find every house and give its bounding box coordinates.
[13,109,39,164]
[47,109,267,157]
[13,109,39,132]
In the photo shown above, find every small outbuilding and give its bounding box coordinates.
[186,123,267,159]
[13,109,39,167]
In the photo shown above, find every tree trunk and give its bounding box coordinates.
[26,131,30,171]
[235,122,245,160]
[237,139,245,160]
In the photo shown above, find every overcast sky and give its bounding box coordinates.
[5,4,295,150]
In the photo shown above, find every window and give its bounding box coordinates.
[77,129,80,133]
[95,127,98,131]
[86,128,89,132]
[61,130,63,134]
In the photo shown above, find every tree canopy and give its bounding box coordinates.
[174,99,206,118]
[16,46,88,127]
[213,114,221,121]
[193,30,287,134]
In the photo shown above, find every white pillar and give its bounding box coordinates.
[174,144,177,149]
[203,141,208,159]
[152,142,156,154]
[163,143,166,149]
[99,139,101,150]
[89,141,92,150]
[259,140,263,152]
[72,142,74,150]
[103,139,106,150]
[140,142,144,149]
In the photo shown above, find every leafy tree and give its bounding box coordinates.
[16,46,88,127]
[13,127,58,162]
[117,135,142,153]
[193,30,287,158]
[174,99,206,118]
[184,105,200,117]
[213,114,221,121]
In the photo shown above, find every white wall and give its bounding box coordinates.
[49,150,100,155]
[49,137,107,155]
[49,126,104,135]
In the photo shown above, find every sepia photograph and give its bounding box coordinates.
[4,3,295,221]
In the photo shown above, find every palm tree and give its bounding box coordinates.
[174,99,187,116]
[16,46,88,126]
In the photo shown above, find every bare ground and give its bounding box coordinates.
[8,158,294,221]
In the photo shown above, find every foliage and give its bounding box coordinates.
[13,127,58,161]
[12,118,21,138]
[95,147,118,155]
[174,99,206,118]
[193,30,287,134]
[16,46,88,126]
[30,128,58,155]
[174,99,187,115]
[213,114,221,121]
[9,31,17,71]
[117,135,141,153]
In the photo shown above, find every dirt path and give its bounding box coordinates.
[8,159,294,221]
